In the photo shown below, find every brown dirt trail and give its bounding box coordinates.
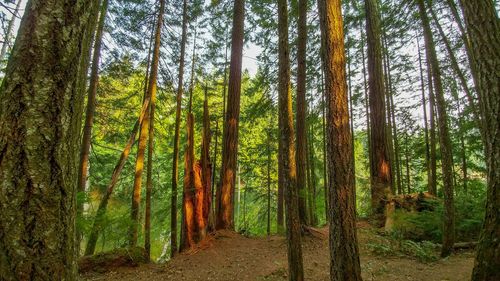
[82,224,474,281]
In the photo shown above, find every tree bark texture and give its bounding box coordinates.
[318,0,363,280]
[216,0,245,230]
[365,0,392,226]
[0,0,99,279]
[295,0,309,226]
[458,1,500,279]
[278,0,304,279]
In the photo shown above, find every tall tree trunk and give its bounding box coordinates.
[416,35,431,195]
[216,0,245,230]
[347,49,357,206]
[458,1,500,279]
[278,0,304,279]
[382,34,402,196]
[214,28,230,231]
[200,84,212,240]
[417,0,455,257]
[360,26,372,176]
[129,0,165,247]
[181,113,196,251]
[308,119,318,226]
[404,133,411,194]
[267,118,272,236]
[318,0,363,279]
[170,0,189,257]
[365,0,392,226]
[77,0,109,253]
[0,0,22,59]
[295,0,309,226]
[382,36,397,196]
[0,0,98,278]
[321,70,329,222]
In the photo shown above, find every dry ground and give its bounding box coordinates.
[82,223,474,281]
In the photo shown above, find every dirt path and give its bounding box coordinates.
[82,225,474,281]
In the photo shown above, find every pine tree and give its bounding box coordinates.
[318,0,363,279]
[216,0,245,230]
[278,0,304,279]
[365,0,392,226]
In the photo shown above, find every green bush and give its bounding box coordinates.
[391,192,485,243]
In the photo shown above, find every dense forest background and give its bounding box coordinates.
[0,0,498,280]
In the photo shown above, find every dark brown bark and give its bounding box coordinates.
[318,0,363,279]
[170,0,189,257]
[278,0,304,279]
[307,120,318,226]
[0,0,98,278]
[359,26,372,176]
[365,0,392,226]
[200,85,212,240]
[417,0,455,257]
[295,0,308,226]
[129,0,165,247]
[381,34,401,196]
[216,0,245,230]
[213,29,230,231]
[181,113,196,251]
[320,72,329,222]
[458,1,500,280]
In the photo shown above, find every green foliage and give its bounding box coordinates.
[367,234,439,263]
[390,191,485,243]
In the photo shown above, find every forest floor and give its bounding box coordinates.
[81,222,475,281]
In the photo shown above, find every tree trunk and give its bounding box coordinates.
[129,0,165,247]
[267,118,272,236]
[77,0,109,253]
[417,0,455,257]
[365,0,392,226]
[321,70,329,222]
[216,0,245,230]
[347,49,357,207]
[404,134,411,194]
[200,84,212,240]
[318,0,363,279]
[458,1,500,279]
[170,0,189,257]
[0,0,98,278]
[416,35,431,196]
[181,113,196,251]
[308,119,318,226]
[295,0,309,226]
[278,0,304,279]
